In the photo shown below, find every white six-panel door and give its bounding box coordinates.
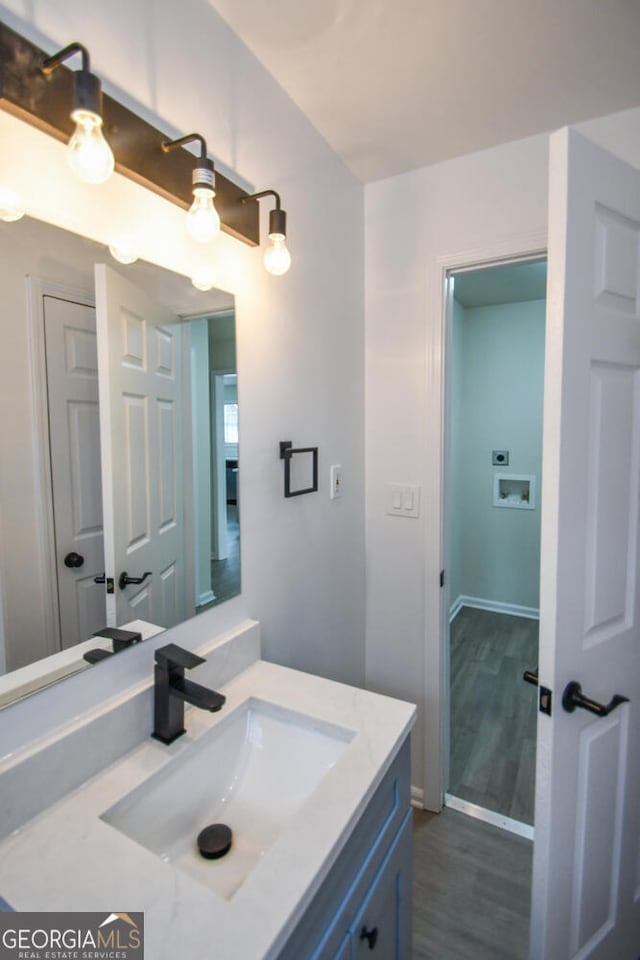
[43,295,106,647]
[94,264,186,631]
[531,128,640,958]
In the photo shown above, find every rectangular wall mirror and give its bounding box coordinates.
[0,216,240,709]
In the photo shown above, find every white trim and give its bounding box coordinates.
[196,589,216,608]
[449,594,465,621]
[444,793,535,840]
[449,595,540,621]
[27,278,95,660]
[423,232,547,814]
[410,785,425,809]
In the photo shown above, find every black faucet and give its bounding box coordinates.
[83,627,142,664]
[152,643,226,744]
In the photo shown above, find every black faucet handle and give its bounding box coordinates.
[92,627,142,652]
[154,643,205,671]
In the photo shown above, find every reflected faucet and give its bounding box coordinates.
[83,627,142,664]
[152,643,225,744]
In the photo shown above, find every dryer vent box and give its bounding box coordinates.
[493,474,536,510]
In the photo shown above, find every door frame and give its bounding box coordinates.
[422,231,546,812]
[27,277,95,658]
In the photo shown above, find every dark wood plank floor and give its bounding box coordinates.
[412,808,533,959]
[449,607,538,824]
[200,505,241,612]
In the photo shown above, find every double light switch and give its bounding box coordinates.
[385,483,421,518]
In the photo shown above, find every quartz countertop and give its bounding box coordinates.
[0,659,415,960]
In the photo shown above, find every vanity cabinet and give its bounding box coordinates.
[277,737,412,960]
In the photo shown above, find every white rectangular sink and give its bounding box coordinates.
[101,698,353,899]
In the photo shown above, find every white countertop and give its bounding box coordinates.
[0,658,415,960]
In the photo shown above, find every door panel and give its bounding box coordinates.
[43,295,105,648]
[95,264,186,629]
[531,128,640,958]
[571,713,628,953]
[583,365,637,641]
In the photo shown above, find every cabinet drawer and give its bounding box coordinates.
[277,738,411,960]
[350,810,412,959]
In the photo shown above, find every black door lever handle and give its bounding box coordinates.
[523,669,539,686]
[118,571,152,590]
[562,681,629,717]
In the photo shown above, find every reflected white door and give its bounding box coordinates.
[95,264,186,629]
[531,129,640,957]
[43,295,106,647]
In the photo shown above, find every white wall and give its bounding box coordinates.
[0,0,365,749]
[453,298,545,612]
[365,106,640,798]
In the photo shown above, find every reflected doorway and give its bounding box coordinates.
[445,257,546,837]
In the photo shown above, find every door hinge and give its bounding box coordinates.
[539,685,552,716]
[440,569,445,588]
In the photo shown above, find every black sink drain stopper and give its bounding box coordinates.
[197,823,233,859]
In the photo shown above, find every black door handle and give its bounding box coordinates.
[360,926,378,950]
[523,668,539,686]
[64,551,84,568]
[118,570,152,590]
[562,681,629,717]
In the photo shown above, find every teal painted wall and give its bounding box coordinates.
[449,298,545,611]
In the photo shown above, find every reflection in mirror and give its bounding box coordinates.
[0,216,240,708]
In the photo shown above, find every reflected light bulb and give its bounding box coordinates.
[187,187,221,243]
[67,109,115,185]
[0,188,25,222]
[263,233,291,276]
[109,241,138,265]
[191,265,218,291]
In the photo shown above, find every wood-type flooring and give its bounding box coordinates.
[448,606,539,824]
[205,505,241,609]
[412,807,532,959]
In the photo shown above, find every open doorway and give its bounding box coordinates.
[444,257,546,837]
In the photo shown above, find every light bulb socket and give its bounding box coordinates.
[268,207,287,238]
[73,69,103,119]
[193,158,215,192]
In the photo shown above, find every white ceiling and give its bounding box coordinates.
[208,0,640,183]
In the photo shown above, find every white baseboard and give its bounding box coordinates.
[196,590,216,608]
[410,785,425,809]
[449,594,539,622]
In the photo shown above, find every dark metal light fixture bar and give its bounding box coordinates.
[0,21,259,245]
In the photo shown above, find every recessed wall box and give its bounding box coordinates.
[493,474,536,510]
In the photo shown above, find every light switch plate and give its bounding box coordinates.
[385,483,421,518]
[330,464,343,499]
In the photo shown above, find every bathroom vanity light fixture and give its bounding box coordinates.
[0,22,260,245]
[162,134,220,243]
[242,190,291,275]
[41,42,115,185]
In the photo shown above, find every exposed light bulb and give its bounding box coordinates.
[187,187,220,243]
[264,233,291,276]
[109,241,138,265]
[0,188,25,222]
[191,266,218,291]
[67,109,114,185]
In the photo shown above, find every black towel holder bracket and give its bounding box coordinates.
[279,440,318,497]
